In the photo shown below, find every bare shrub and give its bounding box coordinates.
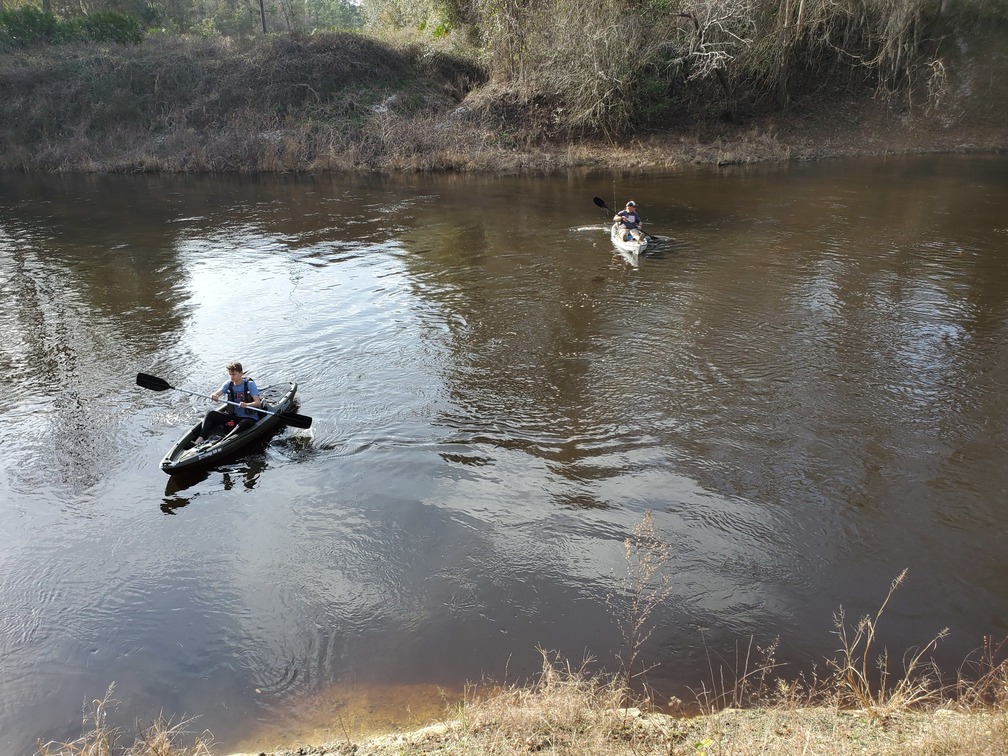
[454,0,947,130]
[606,511,675,697]
[739,0,941,107]
[957,635,1008,710]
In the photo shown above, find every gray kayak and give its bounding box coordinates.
[160,381,298,475]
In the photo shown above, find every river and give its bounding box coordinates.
[1,156,1007,754]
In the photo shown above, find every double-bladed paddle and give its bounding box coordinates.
[593,196,658,242]
[136,372,313,429]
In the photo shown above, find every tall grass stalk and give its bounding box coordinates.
[695,634,784,712]
[828,568,949,715]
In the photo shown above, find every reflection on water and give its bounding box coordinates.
[1,157,1007,754]
[161,460,262,509]
[160,409,302,508]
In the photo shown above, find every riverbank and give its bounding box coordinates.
[1,23,1006,174]
[232,707,1008,756]
[225,645,1008,755]
[45,647,1008,756]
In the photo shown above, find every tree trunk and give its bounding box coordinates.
[259,0,267,33]
[715,69,738,122]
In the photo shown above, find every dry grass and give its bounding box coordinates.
[606,511,677,696]
[36,685,214,756]
[828,568,949,716]
[250,646,1008,756]
[39,658,1008,756]
[0,33,487,173]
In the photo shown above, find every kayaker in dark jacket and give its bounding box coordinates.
[613,200,644,242]
[191,361,263,447]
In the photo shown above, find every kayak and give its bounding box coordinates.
[611,222,648,255]
[614,247,641,268]
[160,381,298,475]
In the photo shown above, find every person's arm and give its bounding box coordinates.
[211,382,228,401]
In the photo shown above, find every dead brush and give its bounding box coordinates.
[36,684,213,756]
[827,568,949,716]
[957,635,1008,709]
[456,648,669,754]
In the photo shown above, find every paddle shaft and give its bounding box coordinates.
[172,384,273,418]
[136,373,312,428]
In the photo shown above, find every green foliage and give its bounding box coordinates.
[361,0,455,36]
[0,6,61,47]
[74,12,144,44]
[0,6,143,47]
[418,17,452,38]
[949,0,1008,23]
[631,70,679,126]
[143,0,362,35]
[309,0,364,31]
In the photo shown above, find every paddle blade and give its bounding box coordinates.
[137,372,174,392]
[280,411,312,429]
[593,196,610,211]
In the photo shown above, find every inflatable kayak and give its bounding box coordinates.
[159,381,299,475]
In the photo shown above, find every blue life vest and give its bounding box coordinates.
[226,378,258,420]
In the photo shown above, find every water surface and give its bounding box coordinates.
[1,156,1007,753]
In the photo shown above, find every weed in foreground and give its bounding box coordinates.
[36,684,213,756]
[828,568,949,716]
[957,634,1008,709]
[451,648,675,755]
[606,511,676,699]
[694,634,784,713]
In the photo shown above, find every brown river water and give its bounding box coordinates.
[1,156,1007,753]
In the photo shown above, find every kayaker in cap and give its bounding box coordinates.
[613,200,644,242]
[190,361,263,447]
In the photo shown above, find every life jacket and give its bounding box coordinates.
[618,210,640,229]
[226,378,255,418]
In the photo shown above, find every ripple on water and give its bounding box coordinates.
[3,161,1008,753]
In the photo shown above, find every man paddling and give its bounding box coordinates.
[190,361,263,447]
[613,200,644,242]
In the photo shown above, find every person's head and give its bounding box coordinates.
[226,361,244,380]
[626,200,637,210]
